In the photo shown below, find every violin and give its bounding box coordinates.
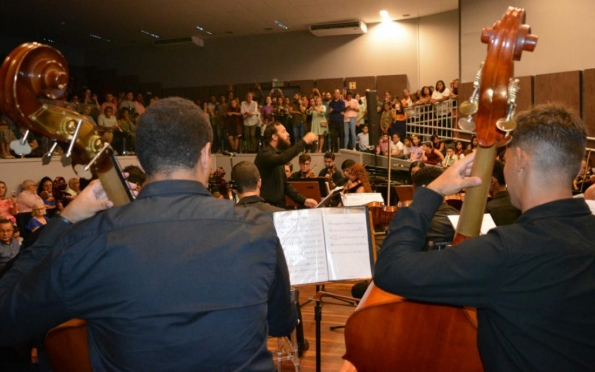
[0,42,135,372]
[342,7,537,371]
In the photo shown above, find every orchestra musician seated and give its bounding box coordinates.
[0,97,297,371]
[374,105,595,371]
[343,164,372,194]
[485,159,521,226]
[291,154,316,179]
[231,160,310,357]
[318,152,343,188]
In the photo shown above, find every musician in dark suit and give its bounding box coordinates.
[485,159,521,226]
[374,105,595,370]
[231,160,310,357]
[232,161,283,214]
[0,97,297,372]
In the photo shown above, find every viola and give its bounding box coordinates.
[0,42,134,372]
[342,7,537,371]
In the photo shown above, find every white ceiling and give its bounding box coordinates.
[0,0,457,49]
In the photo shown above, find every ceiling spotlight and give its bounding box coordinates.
[141,30,160,39]
[380,10,391,22]
[43,38,56,44]
[196,26,212,35]
[274,20,289,30]
[90,34,111,42]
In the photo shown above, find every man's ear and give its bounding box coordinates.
[515,146,527,172]
[257,178,262,189]
[200,142,212,170]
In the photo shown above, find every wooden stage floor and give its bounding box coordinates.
[268,282,361,372]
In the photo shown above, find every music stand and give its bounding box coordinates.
[285,178,328,207]
[395,185,414,203]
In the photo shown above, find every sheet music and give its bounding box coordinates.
[273,210,329,285]
[447,214,497,235]
[322,208,373,281]
[340,192,384,206]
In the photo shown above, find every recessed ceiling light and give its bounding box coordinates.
[380,10,391,22]
[43,38,56,44]
[274,20,289,30]
[141,30,160,39]
[196,26,212,35]
[90,34,111,43]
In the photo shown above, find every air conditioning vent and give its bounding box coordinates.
[309,21,367,37]
[152,36,204,49]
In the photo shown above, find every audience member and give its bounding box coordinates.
[16,180,43,214]
[357,125,370,151]
[390,133,405,158]
[0,119,16,159]
[376,133,390,156]
[328,89,345,152]
[422,141,444,165]
[306,96,328,153]
[0,219,19,265]
[225,99,243,152]
[343,91,360,150]
[0,182,17,224]
[65,177,80,197]
[409,135,423,162]
[25,201,48,233]
[289,93,306,150]
[119,91,136,113]
[241,93,259,153]
[97,106,118,144]
[442,146,458,168]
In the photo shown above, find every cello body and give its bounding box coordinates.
[342,7,537,371]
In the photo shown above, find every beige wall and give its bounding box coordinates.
[85,10,459,92]
[461,0,595,83]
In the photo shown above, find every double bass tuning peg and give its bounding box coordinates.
[496,78,520,136]
[458,62,484,132]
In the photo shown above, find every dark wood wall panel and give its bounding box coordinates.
[376,75,407,99]
[344,76,375,95]
[316,78,344,95]
[516,76,534,113]
[235,83,254,102]
[162,87,188,98]
[185,86,210,101]
[583,69,595,138]
[209,85,230,99]
[137,82,162,98]
[289,80,315,95]
[534,71,581,113]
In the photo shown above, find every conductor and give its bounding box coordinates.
[255,122,319,208]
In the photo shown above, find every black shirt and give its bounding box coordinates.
[485,190,522,226]
[375,187,595,371]
[255,141,307,207]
